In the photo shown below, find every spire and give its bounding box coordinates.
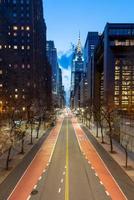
[77,31,82,53]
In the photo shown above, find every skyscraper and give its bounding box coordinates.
[93,23,134,111]
[46,41,58,95]
[70,35,84,108]
[0,0,49,113]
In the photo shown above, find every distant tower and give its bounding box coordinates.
[70,34,84,108]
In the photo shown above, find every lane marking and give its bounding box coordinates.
[65,117,69,200]
[91,166,94,170]
[95,173,98,177]
[38,176,42,181]
[27,195,31,200]
[34,185,37,189]
[61,178,64,183]
[58,188,61,193]
[106,191,110,196]
[63,171,65,175]
[100,181,103,185]
[88,161,91,164]
[43,169,46,173]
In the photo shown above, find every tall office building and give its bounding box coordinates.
[84,32,99,101]
[93,23,134,111]
[0,0,49,113]
[70,35,84,108]
[46,41,58,95]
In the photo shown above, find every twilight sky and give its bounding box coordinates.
[44,0,134,53]
[43,0,134,102]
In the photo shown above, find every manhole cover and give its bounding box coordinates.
[31,189,38,195]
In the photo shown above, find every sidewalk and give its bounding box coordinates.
[80,120,134,182]
[0,124,48,185]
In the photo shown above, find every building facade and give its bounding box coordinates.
[93,23,134,111]
[0,0,50,114]
[84,32,99,102]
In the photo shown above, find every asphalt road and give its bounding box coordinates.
[31,117,110,200]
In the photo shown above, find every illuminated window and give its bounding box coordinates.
[14,33,17,36]
[15,94,18,99]
[22,107,26,111]
[21,46,25,50]
[0,70,2,74]
[0,84,3,87]
[14,45,18,49]
[15,89,18,92]
[27,64,30,69]
[26,26,30,31]
[0,45,2,49]
[21,26,24,30]
[13,26,18,30]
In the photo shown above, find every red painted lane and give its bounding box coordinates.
[8,119,63,200]
[72,117,127,200]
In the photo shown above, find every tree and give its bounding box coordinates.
[101,104,116,153]
[0,131,14,170]
[120,132,133,168]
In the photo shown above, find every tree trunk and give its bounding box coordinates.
[21,135,25,154]
[109,134,113,153]
[30,123,33,145]
[125,147,128,168]
[100,124,104,143]
[6,146,12,170]
[36,120,41,139]
[96,121,99,138]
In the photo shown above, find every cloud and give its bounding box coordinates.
[58,49,73,70]
[58,49,73,105]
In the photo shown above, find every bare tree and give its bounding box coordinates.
[120,132,133,168]
[101,104,115,153]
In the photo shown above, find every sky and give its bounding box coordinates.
[43,0,134,102]
[44,0,134,52]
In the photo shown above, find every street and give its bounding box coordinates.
[2,113,133,200]
[30,117,110,200]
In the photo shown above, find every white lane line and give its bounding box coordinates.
[61,178,64,183]
[38,176,42,181]
[100,181,103,185]
[65,165,66,169]
[88,161,91,164]
[43,169,46,173]
[91,166,94,170]
[63,171,65,175]
[58,188,61,193]
[106,191,110,196]
[33,185,37,189]
[27,195,31,200]
[95,173,98,177]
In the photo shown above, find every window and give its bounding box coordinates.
[13,26,18,30]
[26,26,30,31]
[13,45,18,49]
